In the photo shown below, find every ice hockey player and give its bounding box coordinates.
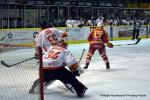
[29,41,88,97]
[30,20,68,92]
[29,20,88,97]
[84,21,113,70]
[35,20,68,52]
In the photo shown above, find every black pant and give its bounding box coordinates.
[43,67,87,95]
[132,29,139,40]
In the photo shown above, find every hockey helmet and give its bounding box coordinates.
[40,20,48,29]
[32,31,38,35]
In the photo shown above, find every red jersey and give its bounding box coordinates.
[87,28,109,44]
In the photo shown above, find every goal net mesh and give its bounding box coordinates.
[0,45,41,100]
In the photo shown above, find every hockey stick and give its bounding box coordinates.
[78,49,86,65]
[1,56,36,68]
[75,48,86,75]
[114,38,141,46]
[128,38,141,45]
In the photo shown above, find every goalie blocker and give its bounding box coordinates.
[29,42,87,97]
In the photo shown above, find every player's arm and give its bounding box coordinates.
[34,32,44,59]
[102,31,113,48]
[61,32,68,38]
[55,30,68,39]
[64,51,84,76]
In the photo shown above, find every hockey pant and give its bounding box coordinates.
[30,67,87,96]
[29,78,75,94]
[29,78,56,93]
[86,43,109,64]
[43,67,87,96]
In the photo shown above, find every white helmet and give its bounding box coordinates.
[97,21,104,27]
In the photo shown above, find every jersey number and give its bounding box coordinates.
[47,34,58,45]
[48,51,60,59]
[93,31,102,38]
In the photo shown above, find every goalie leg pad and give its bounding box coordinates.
[29,79,55,94]
[29,79,40,94]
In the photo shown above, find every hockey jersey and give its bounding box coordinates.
[87,28,109,44]
[43,45,78,69]
[36,28,65,51]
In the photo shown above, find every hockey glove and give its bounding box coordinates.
[106,42,113,48]
[72,66,84,76]
[34,53,40,59]
[62,32,68,38]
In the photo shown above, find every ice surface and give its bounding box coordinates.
[0,39,150,100]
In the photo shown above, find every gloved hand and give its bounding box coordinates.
[72,70,80,76]
[34,53,40,59]
[72,66,84,76]
[106,42,113,48]
[62,32,68,38]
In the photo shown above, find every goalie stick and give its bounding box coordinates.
[1,56,36,68]
[114,38,141,46]
[78,49,86,65]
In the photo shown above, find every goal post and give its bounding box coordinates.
[38,46,44,100]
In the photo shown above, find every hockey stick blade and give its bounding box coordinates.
[114,38,141,46]
[1,60,11,68]
[128,38,141,45]
[135,38,141,44]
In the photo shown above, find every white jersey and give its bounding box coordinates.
[36,28,64,51]
[43,46,78,68]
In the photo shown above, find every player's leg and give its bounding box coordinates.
[84,44,96,69]
[29,78,56,93]
[97,45,110,69]
[56,68,88,97]
[29,79,40,93]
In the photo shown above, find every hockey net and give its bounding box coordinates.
[0,44,44,100]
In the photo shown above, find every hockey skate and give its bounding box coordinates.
[83,63,89,69]
[106,63,110,70]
